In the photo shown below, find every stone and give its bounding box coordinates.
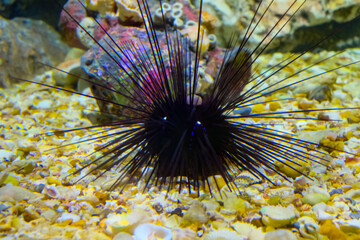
[302,193,330,206]
[0,16,69,87]
[265,2,360,52]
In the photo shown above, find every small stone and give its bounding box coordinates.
[0,185,36,202]
[343,173,358,185]
[302,193,330,206]
[0,150,15,161]
[133,223,172,240]
[0,203,10,212]
[260,205,296,228]
[35,100,53,109]
[34,184,46,193]
[329,188,343,196]
[58,212,80,223]
[113,232,134,240]
[170,207,183,217]
[41,209,57,222]
[294,176,310,186]
[231,221,256,237]
[265,229,297,240]
[311,164,327,174]
[344,189,360,203]
[334,219,360,234]
[181,200,208,226]
[223,197,248,214]
[234,107,252,116]
[350,212,360,220]
[202,229,244,240]
[320,211,336,221]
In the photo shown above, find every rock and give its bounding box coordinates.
[260,205,296,228]
[350,212,360,220]
[0,203,11,212]
[302,192,330,206]
[52,50,86,87]
[223,197,248,214]
[0,150,15,161]
[103,209,150,235]
[234,107,252,116]
[344,189,360,203]
[87,0,116,16]
[59,0,87,48]
[58,212,81,223]
[133,223,172,240]
[265,230,297,240]
[181,200,208,226]
[329,188,343,196]
[343,79,360,98]
[265,2,360,52]
[75,17,110,49]
[294,216,320,239]
[35,100,53,109]
[231,221,256,238]
[115,0,142,23]
[202,229,244,240]
[113,232,134,240]
[0,185,36,202]
[334,219,360,234]
[0,16,69,87]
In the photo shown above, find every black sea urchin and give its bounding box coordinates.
[16,0,360,196]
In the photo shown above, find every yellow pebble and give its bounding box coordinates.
[46,177,62,185]
[3,176,19,186]
[319,220,347,240]
[72,219,86,227]
[252,104,265,113]
[269,101,281,111]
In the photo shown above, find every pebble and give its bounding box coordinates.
[113,232,134,240]
[181,200,208,226]
[35,100,53,109]
[0,185,36,202]
[329,188,343,196]
[260,205,296,228]
[0,150,15,161]
[58,212,81,223]
[302,193,330,206]
[133,223,172,240]
[265,229,297,240]
[34,183,46,193]
[350,212,360,219]
[234,107,252,116]
[202,229,244,240]
[334,219,360,234]
[0,203,11,211]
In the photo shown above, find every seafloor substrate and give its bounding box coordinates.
[1,49,360,239]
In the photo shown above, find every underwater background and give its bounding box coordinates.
[1,0,360,239]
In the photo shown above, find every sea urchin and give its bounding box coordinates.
[16,0,360,196]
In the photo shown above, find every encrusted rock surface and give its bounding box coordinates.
[0,16,69,87]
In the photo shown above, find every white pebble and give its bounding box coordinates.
[0,150,15,161]
[35,100,53,109]
[58,212,80,223]
[134,223,172,240]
